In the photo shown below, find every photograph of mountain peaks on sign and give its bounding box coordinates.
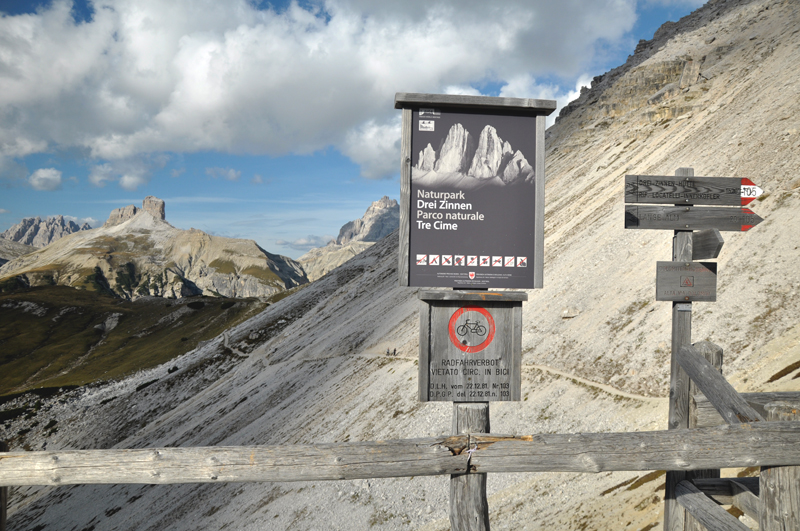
[412,113,536,190]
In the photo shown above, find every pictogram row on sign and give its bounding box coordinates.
[415,255,528,267]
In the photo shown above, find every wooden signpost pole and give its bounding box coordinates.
[451,403,490,531]
[0,440,7,531]
[664,167,694,531]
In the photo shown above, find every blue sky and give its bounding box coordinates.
[0,0,705,258]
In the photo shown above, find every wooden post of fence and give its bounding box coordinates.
[759,402,800,530]
[685,341,722,531]
[1,440,7,531]
[450,403,490,531]
[664,167,695,531]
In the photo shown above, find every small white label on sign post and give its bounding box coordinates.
[741,185,763,198]
[419,120,435,131]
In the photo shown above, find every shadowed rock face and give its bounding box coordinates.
[0,215,91,248]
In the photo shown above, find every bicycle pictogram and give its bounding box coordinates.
[456,319,486,337]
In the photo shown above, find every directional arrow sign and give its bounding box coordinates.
[625,175,764,206]
[625,205,764,232]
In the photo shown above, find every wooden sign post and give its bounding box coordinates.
[398,93,554,531]
[624,167,765,531]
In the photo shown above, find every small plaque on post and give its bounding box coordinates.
[656,262,717,302]
[418,290,524,402]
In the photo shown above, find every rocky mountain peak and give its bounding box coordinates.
[336,196,399,245]
[434,123,475,173]
[0,215,92,248]
[104,196,167,228]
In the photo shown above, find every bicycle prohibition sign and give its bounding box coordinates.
[448,306,496,354]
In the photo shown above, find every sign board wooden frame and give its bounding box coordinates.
[396,93,556,289]
[418,290,526,402]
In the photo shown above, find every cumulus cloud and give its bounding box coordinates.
[276,234,336,252]
[0,208,9,214]
[28,168,62,191]
[206,167,241,181]
[88,156,166,190]
[0,0,639,180]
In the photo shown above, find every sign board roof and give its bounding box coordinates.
[625,175,763,206]
[625,205,763,232]
[656,261,717,302]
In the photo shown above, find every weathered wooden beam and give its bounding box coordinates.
[1,441,7,531]
[0,436,470,486]
[692,477,759,505]
[691,229,724,260]
[675,480,750,531]
[468,422,800,474]
[685,341,723,531]
[730,480,760,521]
[3,423,800,487]
[760,403,800,531]
[693,392,800,428]
[677,345,765,424]
[450,403,490,531]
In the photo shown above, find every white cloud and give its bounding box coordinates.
[276,234,336,252]
[251,174,264,184]
[499,73,593,127]
[28,168,62,190]
[0,0,639,179]
[206,167,241,181]
[88,156,165,190]
[0,208,9,214]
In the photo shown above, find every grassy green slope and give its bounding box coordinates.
[0,286,269,396]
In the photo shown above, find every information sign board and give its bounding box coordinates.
[656,261,717,302]
[418,291,524,402]
[625,205,763,232]
[396,93,555,289]
[625,175,763,206]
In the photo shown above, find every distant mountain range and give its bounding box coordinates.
[0,196,307,299]
[299,196,399,281]
[0,215,92,248]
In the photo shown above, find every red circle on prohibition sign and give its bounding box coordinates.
[448,306,496,353]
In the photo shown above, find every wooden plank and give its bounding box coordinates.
[451,403,490,531]
[760,403,800,531]
[398,107,412,286]
[692,477,760,504]
[0,437,470,486]
[691,229,724,260]
[534,114,546,289]
[468,422,800,473]
[665,218,694,531]
[418,291,528,302]
[625,205,764,232]
[0,441,6,531]
[419,299,432,402]
[675,480,751,531]
[3,424,800,486]
[394,93,557,114]
[685,341,723,531]
[730,480,760,521]
[677,345,765,424]
[656,261,717,302]
[625,175,762,206]
[693,392,800,428]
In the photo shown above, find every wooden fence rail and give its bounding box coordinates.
[2,422,800,487]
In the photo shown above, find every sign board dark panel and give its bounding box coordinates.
[625,175,763,206]
[418,291,524,402]
[396,94,554,289]
[656,261,717,302]
[625,205,763,232]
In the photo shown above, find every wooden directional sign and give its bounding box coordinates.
[656,262,717,302]
[691,229,724,260]
[625,206,763,232]
[625,175,764,206]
